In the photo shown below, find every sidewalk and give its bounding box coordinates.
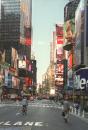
[56,101,88,123]
[70,107,88,123]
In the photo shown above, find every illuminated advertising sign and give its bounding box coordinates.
[55,63,64,87]
[24,27,31,45]
[12,77,19,89]
[56,24,63,36]
[56,24,63,44]
[57,36,63,44]
[56,44,63,61]
[55,64,64,74]
[57,45,63,54]
[74,68,88,91]
[18,60,26,69]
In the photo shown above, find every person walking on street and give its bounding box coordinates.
[62,96,70,123]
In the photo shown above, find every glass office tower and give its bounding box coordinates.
[0,0,20,49]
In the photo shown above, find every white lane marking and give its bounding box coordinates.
[24,122,34,126]
[35,122,43,126]
[0,103,62,109]
[0,122,4,125]
[13,121,22,126]
[0,121,47,126]
[3,121,11,126]
[16,112,20,115]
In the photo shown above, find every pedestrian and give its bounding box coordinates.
[62,96,71,122]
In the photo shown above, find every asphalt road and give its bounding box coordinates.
[0,99,88,130]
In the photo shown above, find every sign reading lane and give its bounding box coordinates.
[0,121,48,127]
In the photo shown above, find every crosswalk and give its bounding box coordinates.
[28,102,61,109]
[0,101,62,109]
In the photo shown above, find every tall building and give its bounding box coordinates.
[0,0,20,95]
[0,0,20,49]
[18,0,32,92]
[0,0,33,97]
[63,0,80,90]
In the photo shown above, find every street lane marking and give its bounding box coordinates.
[16,112,20,115]
[0,103,62,109]
[0,122,4,125]
[3,121,11,126]
[24,122,34,126]
[0,121,47,127]
[35,122,43,126]
[13,121,22,126]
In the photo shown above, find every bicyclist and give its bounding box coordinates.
[21,96,28,114]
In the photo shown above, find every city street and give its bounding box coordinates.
[0,99,88,130]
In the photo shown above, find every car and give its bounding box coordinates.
[37,96,42,100]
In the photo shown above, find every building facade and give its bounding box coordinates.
[0,0,33,98]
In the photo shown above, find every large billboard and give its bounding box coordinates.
[64,0,80,64]
[84,0,88,66]
[74,68,88,92]
[64,18,75,44]
[74,0,85,66]
[20,0,32,45]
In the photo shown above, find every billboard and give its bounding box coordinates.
[56,24,63,44]
[12,77,20,89]
[11,48,18,69]
[74,68,88,91]
[18,60,26,69]
[5,70,12,88]
[55,63,64,87]
[20,0,32,45]
[64,18,75,44]
[64,0,80,45]
[74,0,85,66]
